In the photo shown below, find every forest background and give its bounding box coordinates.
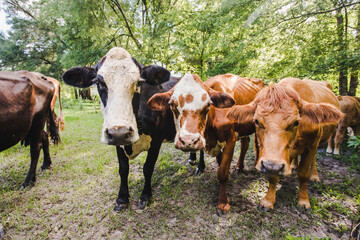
[1,0,360,96]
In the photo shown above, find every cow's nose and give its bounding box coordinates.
[175,135,204,151]
[106,126,134,145]
[260,160,285,175]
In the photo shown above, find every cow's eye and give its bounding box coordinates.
[293,120,299,127]
[254,119,264,128]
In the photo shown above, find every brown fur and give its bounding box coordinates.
[327,95,360,155]
[148,73,264,212]
[227,77,342,210]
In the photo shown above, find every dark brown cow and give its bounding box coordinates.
[148,73,264,212]
[227,78,342,210]
[0,71,60,187]
[327,95,360,156]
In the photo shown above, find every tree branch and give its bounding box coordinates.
[279,1,360,23]
[106,0,142,50]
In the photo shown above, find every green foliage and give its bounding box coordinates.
[0,0,359,94]
[348,135,360,151]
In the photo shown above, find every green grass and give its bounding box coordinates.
[1,85,360,239]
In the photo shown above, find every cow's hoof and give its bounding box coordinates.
[257,204,271,212]
[216,208,223,217]
[310,175,320,182]
[41,165,51,171]
[137,199,148,209]
[217,203,231,213]
[298,200,311,209]
[235,168,246,175]
[114,203,128,212]
[21,181,34,190]
[195,168,204,176]
[187,158,197,166]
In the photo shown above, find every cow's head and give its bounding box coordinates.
[147,74,235,151]
[227,84,342,176]
[62,47,170,145]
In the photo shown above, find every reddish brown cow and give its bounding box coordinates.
[46,76,65,132]
[0,71,60,187]
[227,78,342,210]
[326,95,360,156]
[148,73,264,212]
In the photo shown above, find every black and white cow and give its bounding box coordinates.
[62,47,179,211]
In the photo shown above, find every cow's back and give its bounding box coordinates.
[279,78,339,107]
[205,74,263,105]
[279,77,339,143]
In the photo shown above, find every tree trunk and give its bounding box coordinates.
[79,88,92,100]
[349,72,359,96]
[349,5,360,96]
[336,7,348,95]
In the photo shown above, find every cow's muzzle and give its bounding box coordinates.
[175,135,204,152]
[260,160,285,175]
[106,126,134,145]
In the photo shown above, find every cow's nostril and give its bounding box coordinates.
[179,137,185,145]
[129,127,134,133]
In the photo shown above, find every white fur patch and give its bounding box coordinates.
[125,134,152,159]
[171,74,210,112]
[171,74,210,142]
[98,47,140,144]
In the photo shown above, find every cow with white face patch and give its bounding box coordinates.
[62,47,179,211]
[148,73,264,212]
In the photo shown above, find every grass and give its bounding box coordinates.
[0,84,360,239]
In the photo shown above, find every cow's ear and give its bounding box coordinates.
[141,65,171,85]
[62,67,98,88]
[147,91,172,111]
[226,103,256,124]
[209,90,235,108]
[300,101,343,125]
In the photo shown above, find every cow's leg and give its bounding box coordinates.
[41,130,52,171]
[326,131,335,154]
[114,146,130,211]
[217,136,236,213]
[187,152,197,165]
[296,148,316,209]
[235,136,250,174]
[334,126,347,156]
[216,151,223,166]
[309,160,320,182]
[195,150,205,176]
[290,156,299,171]
[353,125,360,136]
[23,136,42,188]
[259,174,279,211]
[138,138,163,209]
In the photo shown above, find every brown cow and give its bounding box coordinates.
[45,76,65,133]
[148,73,264,212]
[227,78,342,210]
[326,95,360,156]
[0,71,60,187]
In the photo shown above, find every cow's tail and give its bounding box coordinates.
[58,84,65,131]
[48,106,60,145]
